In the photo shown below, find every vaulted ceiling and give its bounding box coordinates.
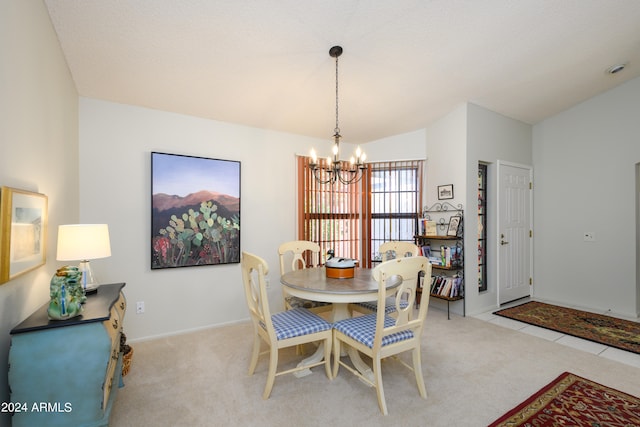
[44,0,640,144]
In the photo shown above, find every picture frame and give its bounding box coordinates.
[438,184,454,200]
[151,152,241,269]
[0,187,48,284]
[447,215,462,237]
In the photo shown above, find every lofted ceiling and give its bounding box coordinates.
[44,0,640,144]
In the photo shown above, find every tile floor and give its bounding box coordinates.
[472,299,640,370]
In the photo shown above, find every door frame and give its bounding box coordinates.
[496,160,533,305]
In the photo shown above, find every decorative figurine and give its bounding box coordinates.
[48,266,86,320]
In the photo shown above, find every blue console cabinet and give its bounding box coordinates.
[9,283,126,427]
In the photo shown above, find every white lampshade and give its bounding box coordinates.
[57,224,111,292]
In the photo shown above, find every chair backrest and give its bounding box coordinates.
[379,241,420,262]
[278,240,320,276]
[241,252,276,339]
[371,256,432,350]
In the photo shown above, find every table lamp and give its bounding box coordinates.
[56,224,111,293]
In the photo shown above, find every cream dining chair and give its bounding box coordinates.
[351,241,421,315]
[278,240,331,313]
[241,251,333,399]
[332,256,432,415]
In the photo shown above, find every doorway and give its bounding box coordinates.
[497,161,533,305]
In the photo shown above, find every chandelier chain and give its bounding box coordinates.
[334,53,340,136]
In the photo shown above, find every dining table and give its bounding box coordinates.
[280,266,401,382]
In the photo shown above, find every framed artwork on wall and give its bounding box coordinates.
[447,215,462,237]
[437,184,454,200]
[0,187,48,284]
[151,152,241,269]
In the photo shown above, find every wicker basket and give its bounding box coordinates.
[122,346,134,377]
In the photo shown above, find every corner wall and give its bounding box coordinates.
[0,2,79,424]
[424,104,532,316]
[532,77,640,318]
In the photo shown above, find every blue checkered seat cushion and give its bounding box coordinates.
[262,307,332,340]
[355,299,408,314]
[333,314,414,348]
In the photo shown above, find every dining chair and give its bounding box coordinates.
[332,256,432,415]
[241,251,333,399]
[278,240,331,313]
[351,241,421,315]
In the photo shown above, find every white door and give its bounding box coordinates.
[497,161,532,304]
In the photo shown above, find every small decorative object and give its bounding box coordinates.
[47,266,86,320]
[120,333,133,376]
[437,184,454,200]
[325,250,358,279]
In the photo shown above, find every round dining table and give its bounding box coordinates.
[280,266,400,380]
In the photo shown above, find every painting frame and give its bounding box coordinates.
[0,187,48,284]
[447,215,462,237]
[151,152,241,269]
[437,184,454,200]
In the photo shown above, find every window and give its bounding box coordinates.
[298,157,423,267]
[368,161,423,264]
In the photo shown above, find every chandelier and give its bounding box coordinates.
[309,46,367,185]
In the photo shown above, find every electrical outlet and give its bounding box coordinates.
[265,278,270,289]
[583,232,596,242]
[136,301,145,314]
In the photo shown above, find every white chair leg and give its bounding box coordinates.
[412,347,427,399]
[373,356,388,415]
[248,335,261,375]
[263,346,279,399]
[323,337,333,379]
[332,334,341,378]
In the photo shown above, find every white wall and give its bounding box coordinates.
[532,77,640,318]
[423,104,532,316]
[0,1,79,424]
[78,98,339,340]
[466,103,532,315]
[425,105,468,208]
[360,129,427,162]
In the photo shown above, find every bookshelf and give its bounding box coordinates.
[416,202,464,319]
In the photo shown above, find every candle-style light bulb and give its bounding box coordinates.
[355,146,362,159]
[350,156,355,165]
[310,148,317,163]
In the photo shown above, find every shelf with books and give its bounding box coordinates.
[416,203,464,319]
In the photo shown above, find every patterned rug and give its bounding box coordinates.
[493,301,640,355]
[488,372,640,426]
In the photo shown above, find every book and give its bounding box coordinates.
[425,220,437,236]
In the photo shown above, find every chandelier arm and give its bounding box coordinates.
[311,166,338,185]
[337,169,364,185]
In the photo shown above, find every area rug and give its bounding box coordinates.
[488,372,640,427]
[493,301,640,354]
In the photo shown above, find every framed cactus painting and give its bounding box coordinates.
[151,152,240,269]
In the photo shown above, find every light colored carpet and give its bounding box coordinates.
[110,307,640,427]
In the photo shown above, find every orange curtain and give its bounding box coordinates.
[297,156,365,265]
